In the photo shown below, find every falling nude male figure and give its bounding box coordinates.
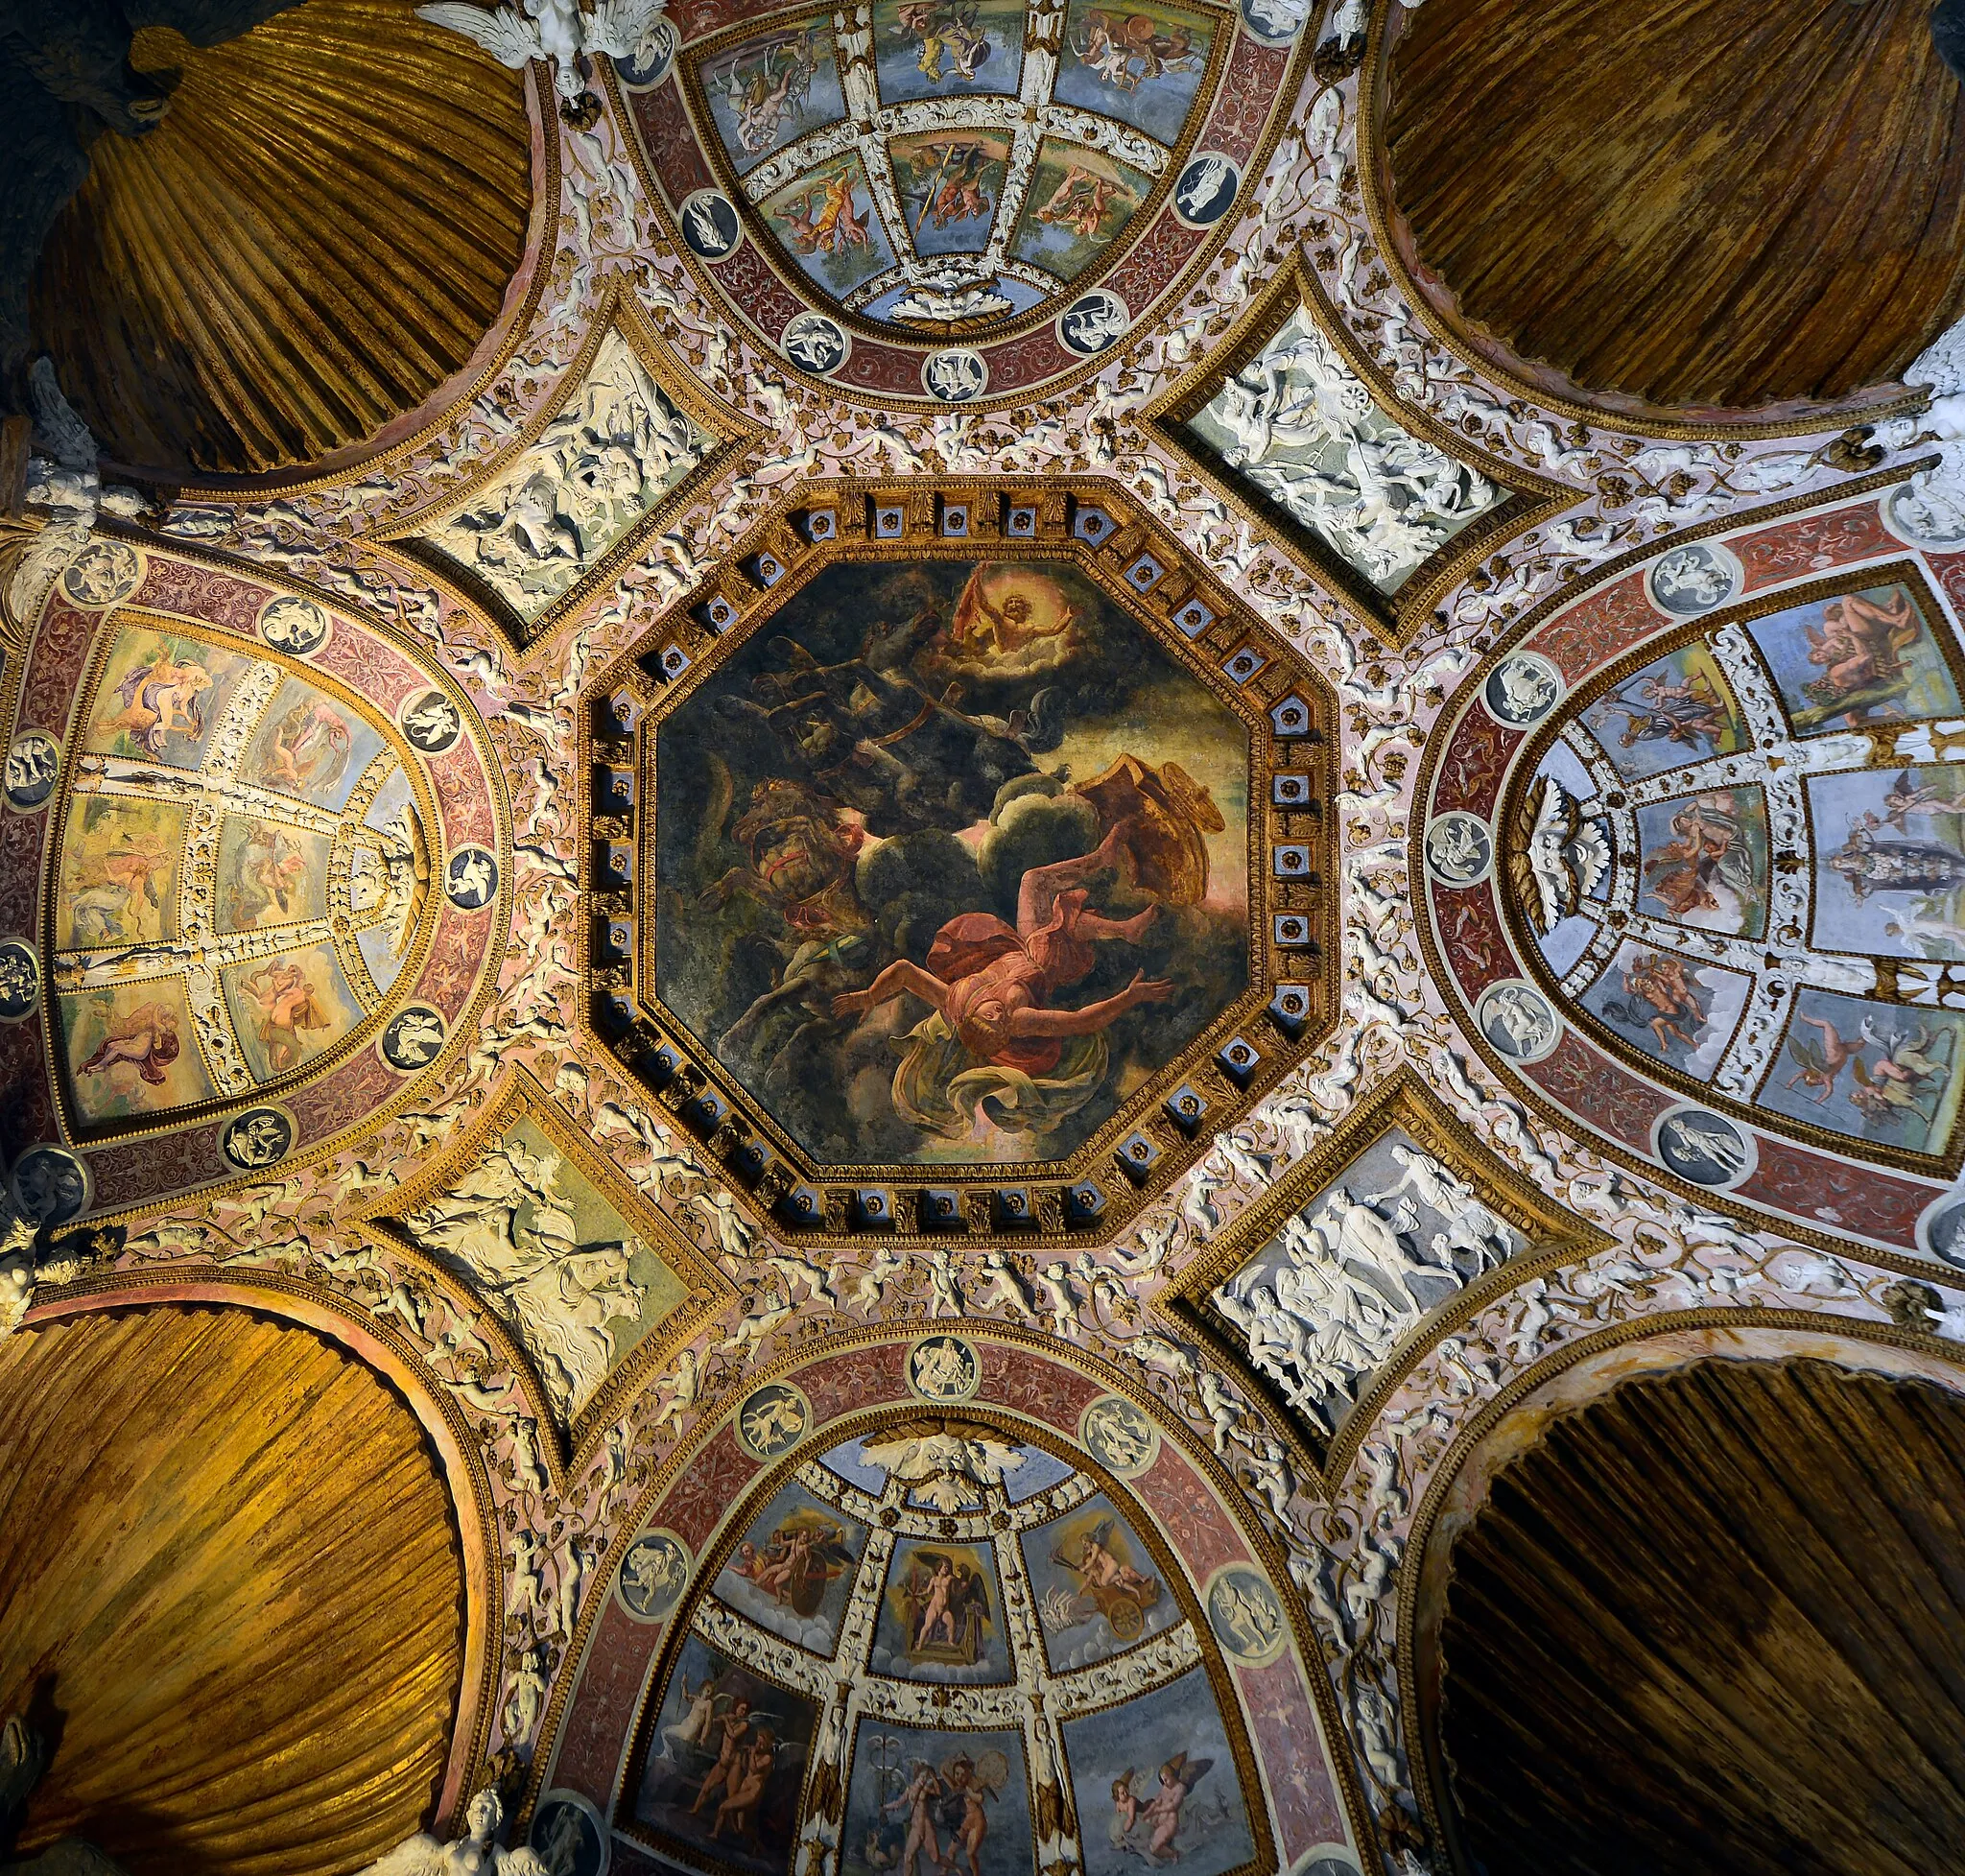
[832,825,1172,1071]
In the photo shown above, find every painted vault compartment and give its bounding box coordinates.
[651,556,1252,1171]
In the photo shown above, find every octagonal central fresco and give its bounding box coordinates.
[656,556,1249,1168]
[592,481,1332,1235]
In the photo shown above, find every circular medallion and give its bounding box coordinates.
[1919,1189,1965,1271]
[1423,811,1494,888]
[1172,153,1241,228]
[444,845,500,911]
[59,540,142,609]
[615,1529,692,1622]
[735,1380,813,1460]
[1645,540,1742,616]
[399,689,462,755]
[1078,1394,1160,1478]
[10,1145,89,1228]
[782,311,851,376]
[221,1106,295,1173]
[1652,1104,1756,1188]
[0,940,40,1022]
[1204,1562,1289,1666]
[1240,0,1309,42]
[612,19,676,86]
[1473,979,1562,1064]
[256,594,331,656]
[1481,651,1565,730]
[4,731,59,813]
[908,1331,982,1403]
[922,348,989,403]
[529,1790,610,1876]
[678,189,744,261]
[379,1004,447,1073]
[1883,475,1965,550]
[1056,289,1130,358]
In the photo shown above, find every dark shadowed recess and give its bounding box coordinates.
[1438,1359,1965,1876]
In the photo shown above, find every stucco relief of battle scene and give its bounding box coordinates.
[11,0,1965,1874]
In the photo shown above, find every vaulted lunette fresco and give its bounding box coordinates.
[623,1410,1267,1876]
[622,0,1305,401]
[1424,487,1965,1250]
[1516,564,1965,1167]
[678,0,1221,344]
[28,547,505,1178]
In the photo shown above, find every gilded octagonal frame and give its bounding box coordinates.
[583,475,1338,1245]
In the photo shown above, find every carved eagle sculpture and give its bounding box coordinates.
[414,0,670,112]
[1510,773,1611,936]
[861,1419,1027,1514]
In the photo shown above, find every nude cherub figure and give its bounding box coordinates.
[1784,1012,1864,1104]
[662,1674,717,1760]
[912,1554,959,1648]
[1075,1523,1152,1597]
[884,1762,944,1876]
[832,826,1171,1070]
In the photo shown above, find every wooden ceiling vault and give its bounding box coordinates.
[1380,0,1965,416]
[28,0,539,481]
[6,0,1965,1872]
[1432,1360,1965,1876]
[0,1306,466,1874]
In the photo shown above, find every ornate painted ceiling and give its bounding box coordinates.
[4,1,1965,1874]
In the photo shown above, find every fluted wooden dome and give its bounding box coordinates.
[0,1306,465,1876]
[1436,1359,1965,1876]
[29,0,534,481]
[1384,0,1965,414]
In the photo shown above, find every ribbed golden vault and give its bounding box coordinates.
[30,0,534,480]
[1437,1360,1965,1876]
[0,1306,465,1875]
[1385,0,1965,412]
